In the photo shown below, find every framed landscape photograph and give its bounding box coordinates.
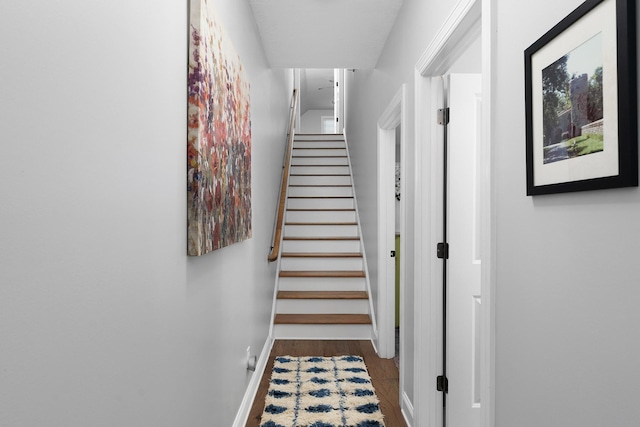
[525,0,637,195]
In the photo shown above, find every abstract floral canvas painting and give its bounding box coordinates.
[187,0,251,256]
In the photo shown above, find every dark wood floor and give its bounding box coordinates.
[245,340,407,427]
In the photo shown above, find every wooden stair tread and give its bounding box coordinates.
[281,252,362,258]
[289,174,350,177]
[287,208,355,212]
[289,184,352,187]
[293,147,346,150]
[292,155,347,158]
[279,270,365,278]
[295,133,344,136]
[277,291,368,300]
[283,236,360,241]
[288,196,353,199]
[294,139,345,141]
[285,222,357,226]
[274,314,371,325]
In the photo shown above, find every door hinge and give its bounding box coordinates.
[390,250,396,258]
[437,108,450,125]
[437,375,449,393]
[437,242,449,259]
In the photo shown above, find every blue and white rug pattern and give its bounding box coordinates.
[260,355,385,427]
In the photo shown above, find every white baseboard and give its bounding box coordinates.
[232,337,274,427]
[401,390,414,427]
[370,336,381,357]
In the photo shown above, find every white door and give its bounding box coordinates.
[334,69,343,133]
[446,73,482,427]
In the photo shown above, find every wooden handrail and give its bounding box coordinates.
[268,89,299,262]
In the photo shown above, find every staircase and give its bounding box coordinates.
[271,133,375,340]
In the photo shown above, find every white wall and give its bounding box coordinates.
[300,109,334,133]
[448,35,482,74]
[493,1,640,425]
[0,1,291,426]
[348,1,640,425]
[345,0,458,411]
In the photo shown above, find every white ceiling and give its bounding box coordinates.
[249,0,404,69]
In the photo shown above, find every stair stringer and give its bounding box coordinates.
[267,129,296,340]
[343,133,379,342]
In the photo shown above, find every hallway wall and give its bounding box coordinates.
[0,1,290,426]
[493,1,640,425]
[348,0,640,426]
[345,0,460,412]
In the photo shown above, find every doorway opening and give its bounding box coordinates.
[394,123,401,369]
[377,85,412,419]
[297,68,345,134]
[393,124,402,369]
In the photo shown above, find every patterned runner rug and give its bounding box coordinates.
[259,355,386,427]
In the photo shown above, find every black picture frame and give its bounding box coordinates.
[525,0,637,195]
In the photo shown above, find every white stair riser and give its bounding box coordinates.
[272,324,372,340]
[291,157,348,166]
[290,166,350,175]
[280,257,363,271]
[292,149,346,157]
[286,210,356,223]
[276,299,369,314]
[278,277,366,291]
[281,239,361,253]
[285,224,359,238]
[287,198,354,209]
[289,175,351,186]
[288,186,353,197]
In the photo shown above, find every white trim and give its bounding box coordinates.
[413,0,495,426]
[334,69,346,134]
[378,84,413,426]
[376,128,394,357]
[416,0,481,76]
[401,390,415,427]
[480,1,496,426]
[269,252,283,338]
[294,69,301,129]
[413,74,446,427]
[344,133,379,342]
[231,337,274,427]
[376,85,406,360]
[377,84,411,425]
[268,125,295,338]
[378,88,403,129]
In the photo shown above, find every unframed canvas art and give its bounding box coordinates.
[187,0,251,256]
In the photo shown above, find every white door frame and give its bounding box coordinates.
[413,0,496,426]
[377,84,406,357]
[377,83,412,421]
[334,69,345,133]
[293,68,301,129]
